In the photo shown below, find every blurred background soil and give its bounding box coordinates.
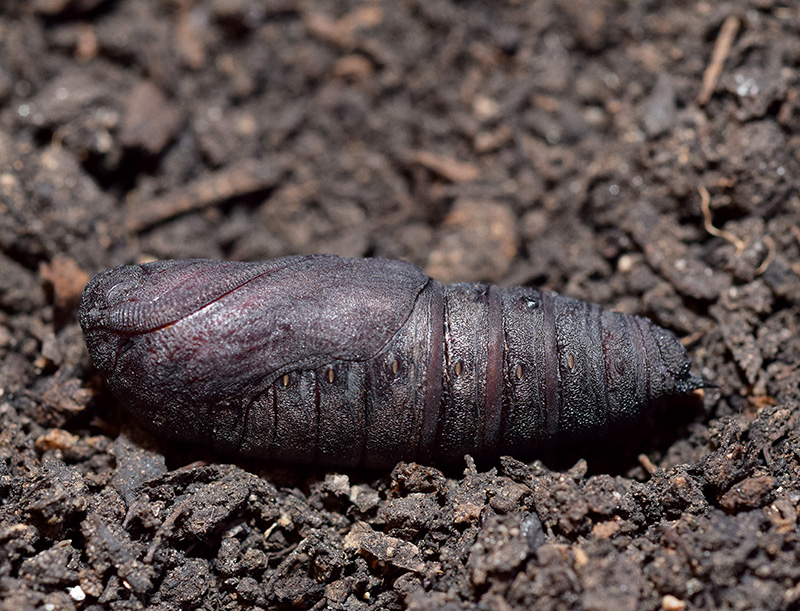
[0,1,799,609]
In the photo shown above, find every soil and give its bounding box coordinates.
[1,1,799,610]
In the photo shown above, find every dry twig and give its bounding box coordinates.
[127,159,282,232]
[697,15,740,106]
[413,150,479,182]
[699,185,745,255]
[755,235,776,276]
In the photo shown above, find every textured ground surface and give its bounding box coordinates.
[1,1,799,610]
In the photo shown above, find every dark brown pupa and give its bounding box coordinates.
[79,255,703,469]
